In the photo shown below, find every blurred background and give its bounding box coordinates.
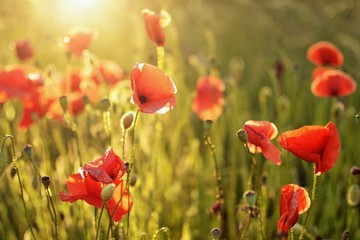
[0,0,359,239]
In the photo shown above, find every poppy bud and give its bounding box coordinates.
[101,183,115,202]
[23,144,32,159]
[41,175,51,188]
[204,119,213,131]
[10,166,17,178]
[342,230,350,240]
[13,40,33,61]
[243,190,256,207]
[121,112,134,130]
[59,96,68,112]
[130,174,137,187]
[236,129,248,143]
[347,184,360,206]
[350,166,360,176]
[0,151,7,177]
[210,227,221,239]
[98,98,111,112]
[331,101,345,120]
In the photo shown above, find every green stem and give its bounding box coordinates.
[121,129,127,160]
[45,187,58,240]
[2,135,36,240]
[96,202,106,240]
[156,46,165,71]
[299,164,318,240]
[152,227,171,240]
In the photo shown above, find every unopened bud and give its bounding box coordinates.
[356,112,360,124]
[59,96,68,112]
[210,227,221,239]
[350,166,360,176]
[331,101,345,120]
[130,174,137,187]
[99,98,111,112]
[10,166,17,178]
[236,129,248,143]
[41,175,51,188]
[121,112,134,130]
[243,190,257,207]
[23,144,32,159]
[347,184,360,206]
[101,183,115,202]
[204,119,213,131]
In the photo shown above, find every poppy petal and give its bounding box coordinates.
[261,140,282,165]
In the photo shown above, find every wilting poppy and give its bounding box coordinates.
[311,69,356,97]
[130,63,176,114]
[59,173,132,222]
[192,76,225,121]
[13,39,33,61]
[80,147,126,184]
[278,184,311,234]
[81,60,126,87]
[307,41,344,67]
[243,120,282,165]
[278,121,340,175]
[63,28,93,57]
[142,9,171,47]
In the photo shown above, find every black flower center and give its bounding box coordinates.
[139,95,148,104]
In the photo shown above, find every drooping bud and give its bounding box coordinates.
[210,227,221,239]
[59,96,68,112]
[41,175,51,188]
[121,112,134,130]
[98,98,111,112]
[10,166,17,178]
[130,174,137,187]
[243,190,257,207]
[236,129,248,143]
[347,184,360,206]
[23,144,33,159]
[101,183,116,202]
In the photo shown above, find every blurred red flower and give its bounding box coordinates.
[81,60,126,87]
[278,184,310,234]
[13,39,33,61]
[278,121,340,175]
[0,64,43,103]
[142,9,171,47]
[130,63,176,114]
[59,173,132,222]
[307,41,343,67]
[63,28,93,57]
[311,69,356,97]
[81,147,126,184]
[244,120,282,165]
[192,76,225,121]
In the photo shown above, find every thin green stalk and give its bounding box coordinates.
[299,164,318,240]
[96,202,106,240]
[2,135,36,240]
[157,46,165,71]
[45,187,58,240]
[121,129,127,160]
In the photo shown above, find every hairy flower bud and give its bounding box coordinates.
[101,183,115,202]
[347,184,360,206]
[121,112,134,130]
[59,96,68,112]
[236,129,248,143]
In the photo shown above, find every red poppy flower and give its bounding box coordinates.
[311,66,329,81]
[59,173,132,222]
[82,60,126,87]
[307,41,344,67]
[81,147,126,184]
[130,63,176,114]
[13,39,33,61]
[311,69,356,97]
[278,121,341,175]
[0,64,43,103]
[63,28,93,57]
[243,120,282,165]
[278,184,310,234]
[192,76,225,121]
[142,9,171,47]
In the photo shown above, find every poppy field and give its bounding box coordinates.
[1,0,360,239]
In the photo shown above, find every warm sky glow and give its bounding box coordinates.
[64,0,99,9]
